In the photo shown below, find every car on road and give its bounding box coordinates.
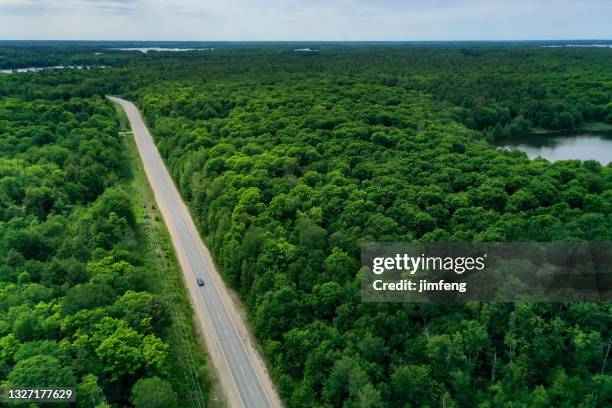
[196,277,205,286]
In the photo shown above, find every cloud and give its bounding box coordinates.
[0,0,610,40]
[0,0,48,14]
[0,0,138,15]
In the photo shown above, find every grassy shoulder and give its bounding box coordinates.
[117,104,223,407]
[113,100,131,132]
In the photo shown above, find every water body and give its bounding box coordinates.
[109,47,213,53]
[541,44,612,48]
[0,65,101,74]
[497,133,612,165]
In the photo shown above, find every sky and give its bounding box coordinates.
[0,0,611,41]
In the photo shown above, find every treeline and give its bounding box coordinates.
[141,45,612,138]
[0,92,205,406]
[4,43,611,138]
[137,49,612,407]
[0,68,126,101]
[0,42,136,70]
[408,48,612,137]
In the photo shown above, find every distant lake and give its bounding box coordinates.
[496,133,612,165]
[109,47,213,53]
[541,44,612,49]
[0,65,101,74]
[294,48,319,52]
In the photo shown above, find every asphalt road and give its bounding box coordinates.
[108,96,279,408]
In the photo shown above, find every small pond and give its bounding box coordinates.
[496,133,612,165]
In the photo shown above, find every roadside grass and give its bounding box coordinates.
[114,103,225,407]
[113,101,130,132]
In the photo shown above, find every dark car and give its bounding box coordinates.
[196,278,205,287]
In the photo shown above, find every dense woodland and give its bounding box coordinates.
[1,43,612,407]
[0,75,208,406]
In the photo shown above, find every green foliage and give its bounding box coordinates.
[0,91,182,406]
[1,43,611,407]
[131,376,178,408]
[133,45,611,407]
[6,355,75,388]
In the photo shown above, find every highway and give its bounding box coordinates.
[108,96,280,408]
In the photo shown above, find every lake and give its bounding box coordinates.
[108,47,213,53]
[0,65,103,74]
[497,133,612,165]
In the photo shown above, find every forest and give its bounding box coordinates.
[1,43,611,407]
[0,74,209,407]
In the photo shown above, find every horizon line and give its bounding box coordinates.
[0,38,612,44]
[1,39,612,43]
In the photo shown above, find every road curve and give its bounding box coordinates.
[108,96,281,408]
